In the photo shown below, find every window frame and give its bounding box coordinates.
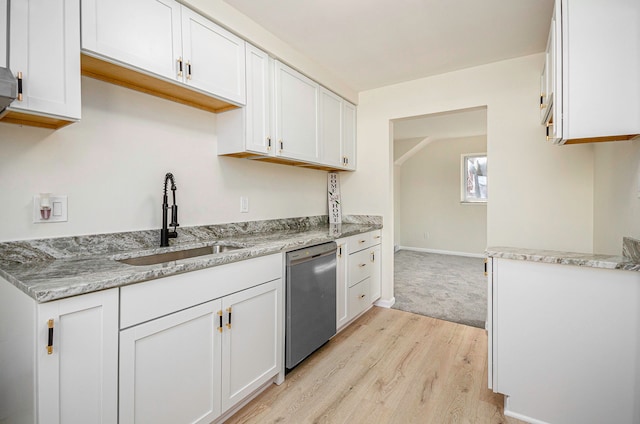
[460,153,488,204]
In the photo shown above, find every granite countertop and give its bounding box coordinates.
[487,237,640,272]
[0,215,382,302]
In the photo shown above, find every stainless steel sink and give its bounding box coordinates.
[118,245,242,266]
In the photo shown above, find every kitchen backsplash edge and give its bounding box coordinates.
[0,215,382,264]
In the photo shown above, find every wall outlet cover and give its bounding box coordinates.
[33,195,68,223]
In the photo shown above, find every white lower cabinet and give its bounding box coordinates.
[119,300,222,424]
[0,280,119,424]
[221,280,281,412]
[347,278,370,321]
[369,244,381,301]
[335,238,349,330]
[488,257,640,424]
[336,230,382,331]
[118,254,283,424]
[37,289,119,424]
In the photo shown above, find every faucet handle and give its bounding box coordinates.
[170,204,179,227]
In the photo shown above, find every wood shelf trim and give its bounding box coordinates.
[80,53,240,114]
[564,134,640,145]
[0,109,75,129]
[219,152,349,172]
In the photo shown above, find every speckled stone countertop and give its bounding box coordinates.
[0,215,382,302]
[486,237,640,272]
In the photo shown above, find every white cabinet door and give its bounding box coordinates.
[335,238,349,330]
[486,258,494,391]
[0,0,6,68]
[274,61,320,163]
[216,44,271,156]
[319,87,343,168]
[244,44,273,154]
[221,279,282,412]
[342,101,357,170]
[492,258,640,424]
[369,244,381,301]
[82,0,181,81]
[181,6,245,104]
[119,300,222,424]
[8,0,80,119]
[544,0,639,144]
[37,288,118,424]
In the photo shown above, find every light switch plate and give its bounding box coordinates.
[33,195,68,223]
[240,196,249,213]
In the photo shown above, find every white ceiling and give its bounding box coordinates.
[393,107,487,142]
[223,0,553,92]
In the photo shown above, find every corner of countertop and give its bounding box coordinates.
[622,236,640,262]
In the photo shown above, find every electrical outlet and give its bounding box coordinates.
[240,196,249,213]
[423,232,429,239]
[33,194,68,223]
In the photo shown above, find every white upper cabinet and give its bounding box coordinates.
[274,60,320,163]
[217,48,357,171]
[82,0,181,81]
[217,44,272,156]
[319,88,357,170]
[543,0,640,144]
[244,45,273,154]
[2,0,81,128]
[81,0,246,107]
[320,87,343,168]
[342,100,357,170]
[181,7,245,104]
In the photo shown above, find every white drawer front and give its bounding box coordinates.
[348,230,381,253]
[348,278,370,321]
[348,248,373,287]
[120,253,282,329]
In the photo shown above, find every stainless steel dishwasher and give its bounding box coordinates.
[285,241,337,369]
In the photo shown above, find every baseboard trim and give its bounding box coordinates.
[398,246,485,258]
[503,397,552,424]
[374,297,395,308]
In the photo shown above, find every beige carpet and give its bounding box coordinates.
[392,250,486,328]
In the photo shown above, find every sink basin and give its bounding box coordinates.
[118,245,242,266]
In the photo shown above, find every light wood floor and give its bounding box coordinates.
[226,307,526,424]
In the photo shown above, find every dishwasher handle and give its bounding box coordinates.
[286,242,337,266]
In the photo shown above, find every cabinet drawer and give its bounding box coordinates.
[348,278,370,321]
[120,253,281,329]
[348,248,373,287]
[348,230,381,253]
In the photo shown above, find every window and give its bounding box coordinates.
[461,153,487,203]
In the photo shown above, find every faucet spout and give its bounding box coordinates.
[160,172,179,247]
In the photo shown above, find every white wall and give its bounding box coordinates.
[341,53,595,304]
[0,77,328,242]
[593,139,640,254]
[399,136,487,255]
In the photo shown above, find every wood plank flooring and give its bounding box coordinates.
[225,307,526,424]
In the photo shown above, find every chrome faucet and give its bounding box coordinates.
[160,172,179,247]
